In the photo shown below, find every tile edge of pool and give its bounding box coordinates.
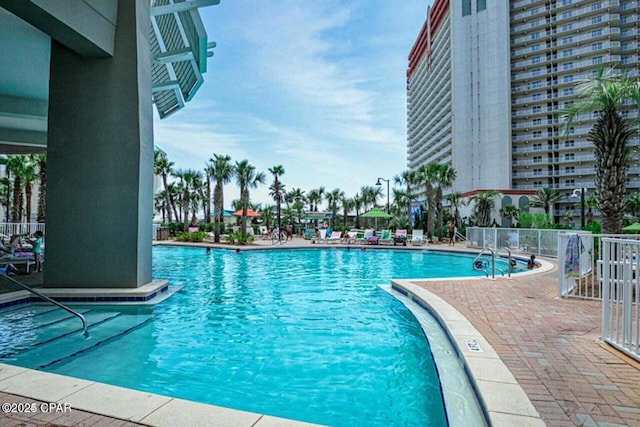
[391,279,547,427]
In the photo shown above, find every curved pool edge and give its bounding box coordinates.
[0,362,324,427]
[390,279,547,427]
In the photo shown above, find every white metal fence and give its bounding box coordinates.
[465,227,567,257]
[0,223,46,245]
[601,237,640,362]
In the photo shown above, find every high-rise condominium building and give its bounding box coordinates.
[407,0,639,224]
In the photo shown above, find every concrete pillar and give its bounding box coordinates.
[44,0,153,288]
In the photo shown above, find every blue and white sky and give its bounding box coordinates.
[153,0,430,209]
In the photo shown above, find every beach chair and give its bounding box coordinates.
[379,230,393,245]
[411,229,425,246]
[327,231,342,244]
[394,229,407,246]
[316,228,328,243]
[357,229,374,244]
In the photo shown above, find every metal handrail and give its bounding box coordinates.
[0,273,89,338]
[472,247,504,279]
[500,247,513,278]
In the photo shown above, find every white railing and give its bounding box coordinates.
[601,237,640,362]
[466,227,571,258]
[0,223,46,244]
[557,233,640,300]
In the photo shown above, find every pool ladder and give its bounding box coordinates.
[0,273,89,338]
[472,247,513,279]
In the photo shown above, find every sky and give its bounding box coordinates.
[153,0,431,210]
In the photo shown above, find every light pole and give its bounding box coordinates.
[376,177,390,213]
[572,188,586,229]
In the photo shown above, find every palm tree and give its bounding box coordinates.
[353,193,362,228]
[287,187,306,225]
[154,150,175,223]
[6,155,31,223]
[417,163,439,239]
[166,182,181,223]
[445,191,465,228]
[500,205,520,227]
[176,169,202,231]
[235,160,265,242]
[22,157,38,223]
[268,165,285,230]
[261,204,275,230]
[209,154,234,243]
[563,67,640,234]
[325,188,344,228]
[394,169,419,232]
[529,187,562,223]
[586,194,598,225]
[434,164,457,240]
[470,190,500,227]
[34,153,46,223]
[307,187,325,211]
[627,193,640,217]
[341,194,353,227]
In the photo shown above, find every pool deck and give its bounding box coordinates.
[1,237,639,426]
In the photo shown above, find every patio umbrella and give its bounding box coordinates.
[623,222,640,233]
[232,208,260,217]
[361,207,392,228]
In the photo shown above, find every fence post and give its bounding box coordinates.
[601,238,610,339]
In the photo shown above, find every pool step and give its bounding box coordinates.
[0,310,121,358]
[0,304,153,370]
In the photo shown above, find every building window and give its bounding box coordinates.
[592,42,603,51]
[533,143,542,150]
[563,75,574,83]
[592,29,603,37]
[533,106,542,113]
[534,156,542,163]
[562,24,572,31]
[531,56,541,64]
[621,30,628,37]
[621,57,629,65]
[531,44,540,52]
[565,153,575,160]
[562,36,573,44]
[592,56,603,65]
[532,68,542,76]
[562,11,572,19]
[562,0,572,5]
[462,0,471,16]
[591,2,601,10]
[531,32,540,40]
[621,43,629,51]
[477,0,486,11]
[563,88,574,96]
[533,118,542,125]
[530,81,542,89]
[565,166,575,173]
[592,16,602,24]
[533,131,542,138]
[563,49,573,57]
[620,16,627,24]
[532,94,542,101]
[563,62,573,70]
[533,169,543,176]
[565,179,575,187]
[565,140,575,147]
[534,181,543,189]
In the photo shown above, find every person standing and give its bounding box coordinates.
[447,221,456,246]
[27,231,43,272]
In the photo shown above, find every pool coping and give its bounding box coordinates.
[391,279,546,427]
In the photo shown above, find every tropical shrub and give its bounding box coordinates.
[176,231,207,242]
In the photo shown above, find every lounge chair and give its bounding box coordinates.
[327,231,342,244]
[411,229,425,246]
[357,229,374,245]
[315,228,328,243]
[379,230,393,245]
[394,229,407,246]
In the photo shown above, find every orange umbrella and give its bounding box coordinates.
[232,208,260,217]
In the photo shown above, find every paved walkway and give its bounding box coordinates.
[411,261,640,427]
[2,238,640,426]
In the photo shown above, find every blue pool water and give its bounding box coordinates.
[24,248,500,426]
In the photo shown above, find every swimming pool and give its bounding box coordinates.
[7,247,499,426]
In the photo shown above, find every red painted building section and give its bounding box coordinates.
[407,0,449,79]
